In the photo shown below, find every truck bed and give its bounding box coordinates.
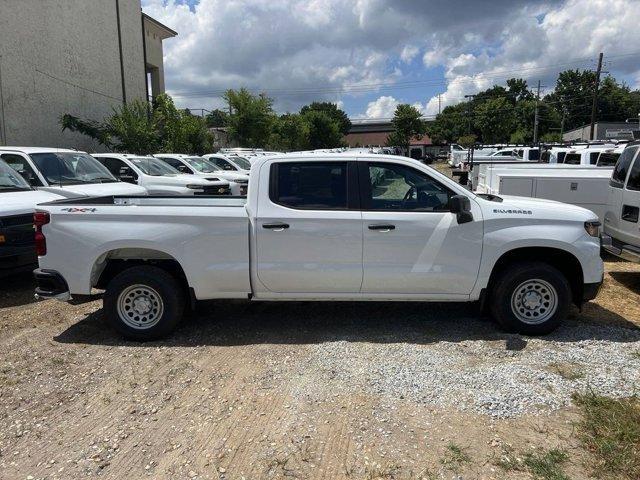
[36,195,251,300]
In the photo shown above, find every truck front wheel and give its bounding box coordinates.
[103,265,185,340]
[489,261,571,335]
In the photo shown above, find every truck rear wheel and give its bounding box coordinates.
[103,265,185,340]
[489,261,571,335]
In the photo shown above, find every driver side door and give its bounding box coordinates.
[359,161,483,295]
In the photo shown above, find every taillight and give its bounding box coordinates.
[33,211,50,256]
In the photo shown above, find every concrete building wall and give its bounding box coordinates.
[0,0,147,151]
[563,122,638,141]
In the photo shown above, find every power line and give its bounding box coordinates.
[169,51,640,99]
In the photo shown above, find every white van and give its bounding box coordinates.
[153,154,249,196]
[92,154,230,196]
[602,142,640,261]
[0,147,147,198]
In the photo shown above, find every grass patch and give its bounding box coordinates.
[440,442,470,472]
[631,351,640,360]
[547,362,584,380]
[573,392,640,479]
[523,449,569,480]
[495,446,569,480]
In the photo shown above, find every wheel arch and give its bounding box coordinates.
[91,248,190,298]
[486,246,584,306]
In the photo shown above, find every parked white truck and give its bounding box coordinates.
[602,141,640,261]
[33,153,603,339]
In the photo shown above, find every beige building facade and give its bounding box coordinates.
[0,0,176,151]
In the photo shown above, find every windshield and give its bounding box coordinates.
[229,155,252,170]
[129,157,180,176]
[0,160,31,191]
[30,152,117,185]
[184,156,221,173]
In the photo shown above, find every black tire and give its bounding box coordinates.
[103,265,185,341]
[489,261,571,335]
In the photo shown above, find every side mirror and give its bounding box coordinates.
[450,195,473,224]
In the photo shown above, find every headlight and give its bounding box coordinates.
[186,184,205,190]
[584,220,601,237]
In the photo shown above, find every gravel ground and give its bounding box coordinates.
[0,241,639,477]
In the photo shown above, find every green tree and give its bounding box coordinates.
[473,97,516,143]
[61,94,212,155]
[268,113,310,151]
[61,99,159,154]
[224,89,275,148]
[302,110,344,149]
[205,109,229,128]
[300,102,351,136]
[387,104,427,150]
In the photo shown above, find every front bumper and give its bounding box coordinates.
[601,233,640,263]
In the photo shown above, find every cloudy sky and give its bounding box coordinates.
[141,0,640,119]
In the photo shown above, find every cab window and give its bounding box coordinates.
[0,154,42,186]
[611,147,639,188]
[270,162,348,210]
[362,162,453,212]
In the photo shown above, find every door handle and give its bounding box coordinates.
[262,222,290,231]
[368,224,395,231]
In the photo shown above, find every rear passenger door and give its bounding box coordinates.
[255,160,363,294]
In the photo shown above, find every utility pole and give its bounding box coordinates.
[589,52,604,141]
[533,80,541,144]
[464,94,476,135]
[560,106,567,140]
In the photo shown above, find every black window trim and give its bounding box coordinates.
[624,150,640,191]
[357,161,455,213]
[268,160,359,211]
[611,146,639,189]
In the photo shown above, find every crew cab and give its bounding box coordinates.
[602,141,640,261]
[92,154,231,196]
[33,153,604,340]
[0,147,147,197]
[0,160,64,276]
[153,154,249,196]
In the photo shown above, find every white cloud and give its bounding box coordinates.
[362,95,399,118]
[142,0,640,118]
[400,45,419,63]
[422,0,640,115]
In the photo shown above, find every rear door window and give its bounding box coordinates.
[270,162,348,210]
[611,147,639,188]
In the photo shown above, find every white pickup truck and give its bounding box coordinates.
[33,153,604,340]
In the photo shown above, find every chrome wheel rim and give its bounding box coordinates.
[510,279,557,325]
[117,284,164,330]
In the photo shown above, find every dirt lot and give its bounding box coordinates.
[0,255,638,480]
[1,166,640,479]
